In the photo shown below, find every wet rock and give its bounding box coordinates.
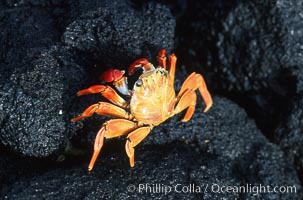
[1,97,302,199]
[63,0,176,68]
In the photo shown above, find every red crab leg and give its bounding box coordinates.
[174,90,197,122]
[70,102,133,122]
[128,58,155,75]
[157,49,167,69]
[177,72,213,113]
[77,85,128,108]
[125,126,153,167]
[88,119,140,171]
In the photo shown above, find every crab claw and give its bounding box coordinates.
[99,68,125,83]
[99,68,130,96]
[128,58,155,75]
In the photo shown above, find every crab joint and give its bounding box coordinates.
[113,76,131,96]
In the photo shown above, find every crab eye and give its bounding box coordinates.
[135,79,143,87]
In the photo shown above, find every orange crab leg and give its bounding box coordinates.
[177,72,213,112]
[168,53,177,83]
[89,128,105,171]
[125,126,153,167]
[71,102,132,122]
[157,49,167,69]
[77,85,128,108]
[88,119,139,171]
[174,90,197,122]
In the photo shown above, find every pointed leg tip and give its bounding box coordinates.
[88,160,96,172]
[70,118,77,123]
[130,159,135,167]
[76,91,83,96]
[203,103,213,113]
[71,116,82,122]
[181,118,189,123]
[77,89,89,96]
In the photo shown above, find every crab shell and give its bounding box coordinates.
[130,68,176,125]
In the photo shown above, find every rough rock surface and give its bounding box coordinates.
[176,0,302,93]
[0,0,302,199]
[0,0,81,156]
[0,0,175,157]
[63,0,175,68]
[175,0,303,139]
[0,46,86,157]
[1,97,302,199]
[275,96,303,180]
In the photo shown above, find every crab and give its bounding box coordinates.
[71,49,213,171]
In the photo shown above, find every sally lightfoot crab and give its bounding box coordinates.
[71,49,213,171]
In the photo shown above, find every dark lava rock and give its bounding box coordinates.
[1,0,302,199]
[1,97,302,199]
[0,46,86,157]
[0,147,61,192]
[0,4,61,82]
[176,0,303,136]
[177,0,302,93]
[215,1,290,93]
[275,96,303,180]
[0,0,175,157]
[63,0,176,68]
[0,1,75,156]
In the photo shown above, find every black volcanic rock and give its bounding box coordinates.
[1,97,302,199]
[0,0,76,156]
[275,96,303,178]
[0,46,86,156]
[175,0,303,135]
[0,0,302,199]
[0,0,175,157]
[0,5,61,84]
[63,0,175,68]
[177,0,302,94]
